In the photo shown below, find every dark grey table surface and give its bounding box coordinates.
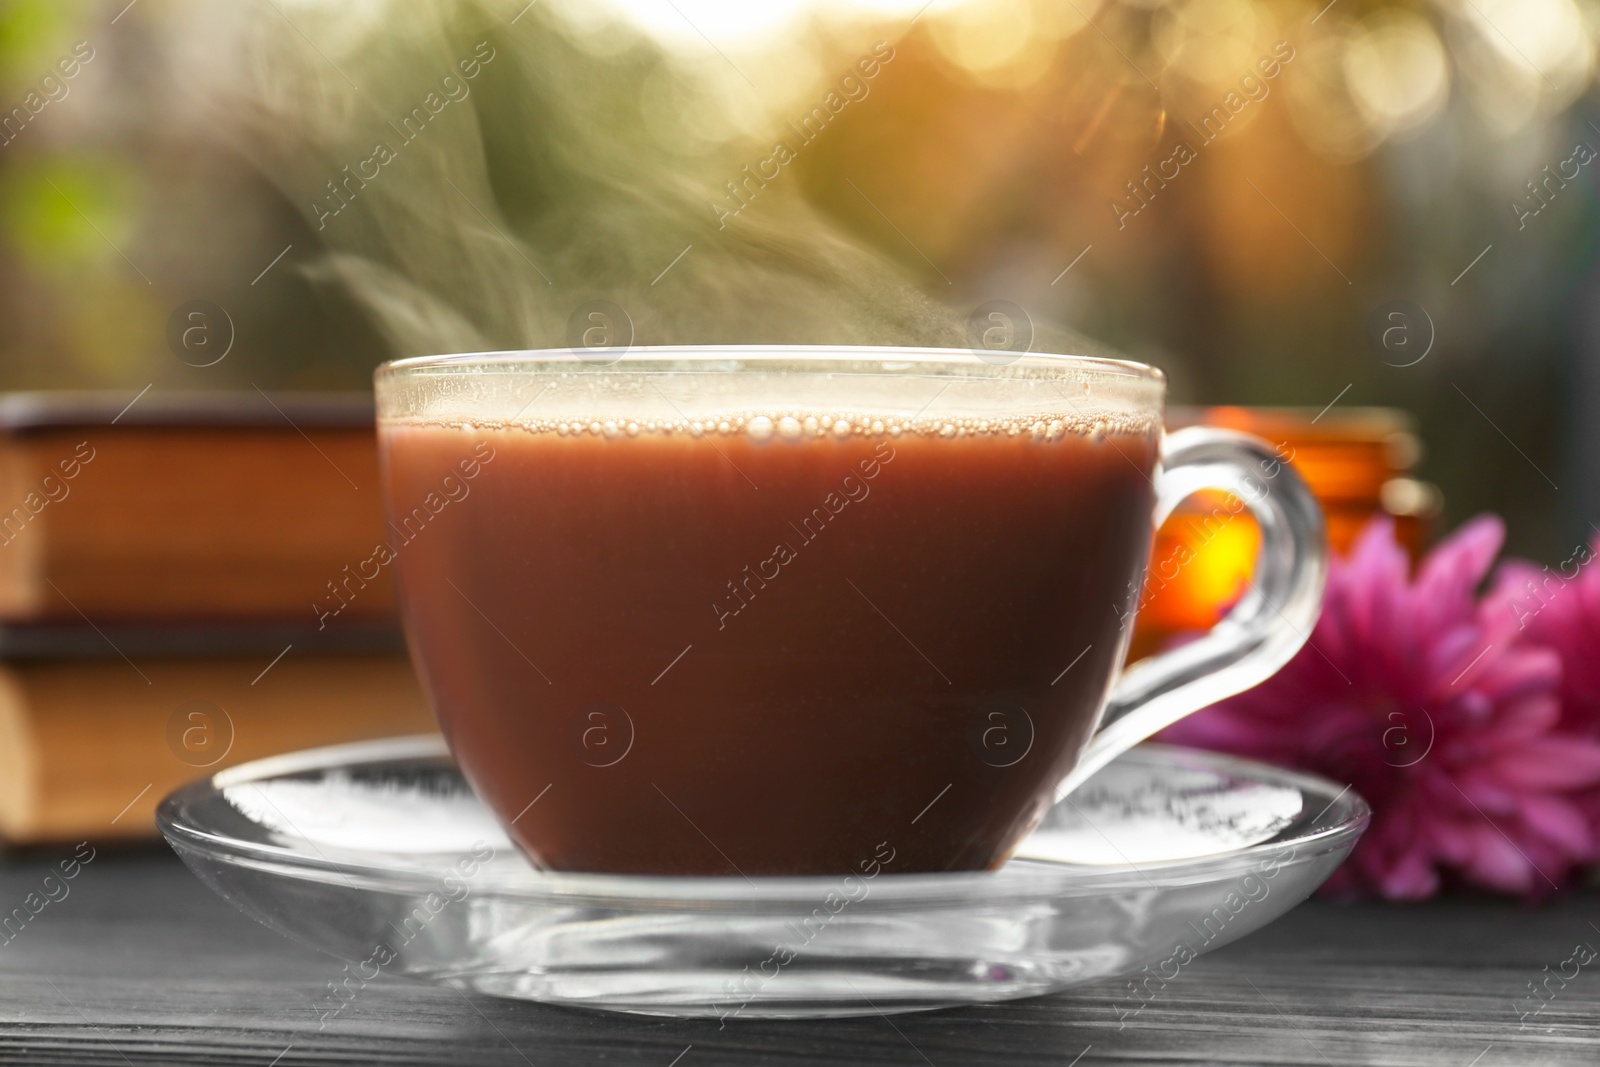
[0,846,1594,1066]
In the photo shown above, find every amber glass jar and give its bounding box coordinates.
[1127,406,1439,661]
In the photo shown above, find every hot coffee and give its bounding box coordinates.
[382,409,1160,875]
[376,348,1325,881]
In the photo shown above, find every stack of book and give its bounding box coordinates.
[0,391,435,842]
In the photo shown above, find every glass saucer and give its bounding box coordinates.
[157,736,1368,1019]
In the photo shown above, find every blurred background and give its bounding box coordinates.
[0,0,1592,557]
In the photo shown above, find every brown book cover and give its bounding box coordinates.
[0,390,400,629]
[0,618,403,659]
[0,654,437,842]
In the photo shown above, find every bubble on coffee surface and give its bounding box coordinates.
[448,409,1156,441]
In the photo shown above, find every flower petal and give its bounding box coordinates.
[1481,738,1600,791]
[1461,823,1535,895]
[1413,515,1504,624]
[1472,648,1561,706]
[1517,794,1593,858]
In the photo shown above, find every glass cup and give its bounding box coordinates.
[374,346,1326,877]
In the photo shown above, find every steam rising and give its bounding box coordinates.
[203,0,1112,359]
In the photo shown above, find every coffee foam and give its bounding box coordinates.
[402,410,1157,443]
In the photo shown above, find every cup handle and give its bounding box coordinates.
[1056,426,1328,799]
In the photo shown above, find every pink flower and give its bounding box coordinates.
[1161,515,1600,900]
[1488,533,1600,842]
[1491,534,1600,734]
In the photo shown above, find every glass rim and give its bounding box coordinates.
[375,344,1165,383]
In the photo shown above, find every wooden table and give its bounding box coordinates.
[0,847,1595,1066]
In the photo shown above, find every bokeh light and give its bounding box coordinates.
[1342,10,1449,139]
